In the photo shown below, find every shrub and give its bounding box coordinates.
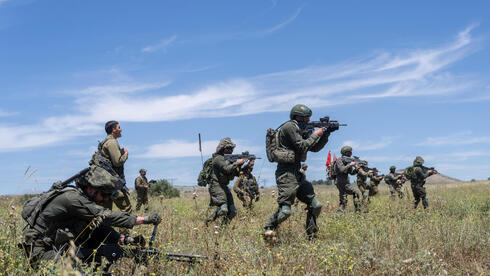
[149,179,180,198]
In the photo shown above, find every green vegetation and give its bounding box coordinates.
[0,181,488,275]
[149,179,180,198]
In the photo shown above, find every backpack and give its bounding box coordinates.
[197,157,213,187]
[404,166,416,181]
[22,181,76,228]
[265,122,295,164]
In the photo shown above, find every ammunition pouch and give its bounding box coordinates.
[272,148,296,164]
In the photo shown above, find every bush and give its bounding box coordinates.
[149,179,180,198]
[470,179,476,182]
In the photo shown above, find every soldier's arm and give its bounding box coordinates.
[336,159,352,174]
[214,156,240,175]
[415,167,430,179]
[357,168,369,177]
[282,123,320,153]
[309,132,330,152]
[105,139,128,167]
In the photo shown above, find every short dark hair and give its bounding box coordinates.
[105,120,119,134]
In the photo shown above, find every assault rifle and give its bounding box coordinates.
[59,167,90,188]
[341,156,368,167]
[224,151,261,162]
[302,116,347,137]
[422,166,438,174]
[92,245,208,264]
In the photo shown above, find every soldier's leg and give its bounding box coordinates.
[223,186,237,224]
[420,186,428,209]
[345,183,362,212]
[297,178,322,237]
[411,185,420,208]
[395,186,404,198]
[389,184,396,197]
[135,194,142,211]
[263,171,298,231]
[207,184,228,223]
[335,182,346,211]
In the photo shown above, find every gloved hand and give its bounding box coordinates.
[144,213,162,225]
[123,235,146,246]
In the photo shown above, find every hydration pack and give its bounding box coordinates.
[197,157,213,187]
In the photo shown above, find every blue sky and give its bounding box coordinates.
[1,1,489,195]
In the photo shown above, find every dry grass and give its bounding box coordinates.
[0,181,489,275]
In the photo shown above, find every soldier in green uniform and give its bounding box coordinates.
[21,166,161,267]
[355,163,371,206]
[263,104,328,239]
[367,168,384,198]
[233,160,260,208]
[408,156,437,209]
[92,120,132,212]
[384,166,405,198]
[334,146,362,212]
[135,169,150,212]
[206,137,247,225]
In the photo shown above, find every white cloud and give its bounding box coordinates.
[142,35,177,53]
[137,139,261,159]
[0,108,16,117]
[342,137,394,151]
[264,7,303,34]
[417,131,490,146]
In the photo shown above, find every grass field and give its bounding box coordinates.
[0,181,488,275]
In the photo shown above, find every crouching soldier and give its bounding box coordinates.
[233,160,260,208]
[20,166,161,268]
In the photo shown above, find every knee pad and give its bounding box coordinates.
[277,205,292,223]
[310,197,323,217]
[216,204,228,216]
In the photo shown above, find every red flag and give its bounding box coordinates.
[333,154,337,163]
[326,151,332,168]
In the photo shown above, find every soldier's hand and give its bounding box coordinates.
[236,159,246,165]
[313,127,324,136]
[122,147,128,154]
[144,213,162,225]
[349,162,356,167]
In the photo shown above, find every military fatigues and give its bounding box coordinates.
[233,173,259,208]
[22,187,136,265]
[207,153,241,224]
[263,120,328,236]
[368,174,384,197]
[356,167,370,204]
[135,175,149,211]
[384,172,404,198]
[334,156,362,212]
[99,134,131,212]
[411,166,432,209]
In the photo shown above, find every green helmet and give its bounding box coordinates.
[289,104,312,120]
[216,137,236,153]
[140,168,147,173]
[85,166,119,195]
[341,145,352,155]
[389,166,396,172]
[413,156,424,166]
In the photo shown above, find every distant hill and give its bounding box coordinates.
[395,170,461,184]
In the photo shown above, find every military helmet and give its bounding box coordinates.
[341,145,352,155]
[140,168,147,173]
[86,166,119,195]
[413,156,424,166]
[389,166,396,172]
[289,104,312,120]
[216,137,236,153]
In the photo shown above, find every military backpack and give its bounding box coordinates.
[265,122,295,164]
[197,157,213,187]
[404,166,416,181]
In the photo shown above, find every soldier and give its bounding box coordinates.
[135,169,150,212]
[334,146,362,212]
[233,160,260,208]
[408,156,437,209]
[92,120,132,212]
[263,104,328,240]
[206,137,247,225]
[384,166,405,198]
[355,162,371,206]
[21,166,161,267]
[368,168,384,198]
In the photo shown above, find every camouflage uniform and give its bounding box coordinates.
[233,170,259,208]
[263,115,329,237]
[409,156,435,209]
[22,167,137,266]
[334,151,362,212]
[207,138,241,225]
[356,167,370,204]
[98,134,132,213]
[384,166,404,198]
[368,173,384,197]
[134,172,149,211]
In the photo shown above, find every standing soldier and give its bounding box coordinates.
[368,168,384,198]
[263,104,328,240]
[135,169,150,212]
[233,160,260,208]
[91,120,132,212]
[407,156,437,209]
[384,166,405,198]
[355,162,371,206]
[206,137,247,225]
[334,146,362,212]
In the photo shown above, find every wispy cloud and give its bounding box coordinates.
[0,27,484,152]
[417,131,490,146]
[342,137,394,151]
[264,6,303,34]
[142,35,177,53]
[0,108,16,117]
[136,139,261,159]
